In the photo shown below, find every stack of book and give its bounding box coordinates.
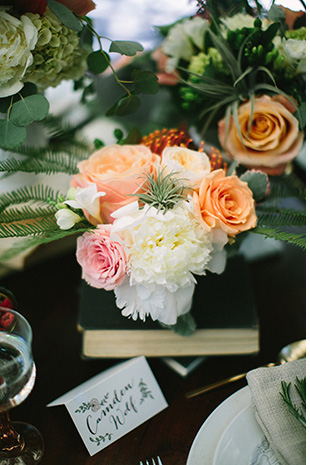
[77,255,259,375]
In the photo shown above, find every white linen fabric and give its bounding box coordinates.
[246,358,306,465]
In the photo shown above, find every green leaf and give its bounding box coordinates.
[0,120,26,149]
[267,5,286,23]
[87,51,110,74]
[295,102,306,130]
[240,170,269,201]
[106,94,140,117]
[10,95,49,127]
[132,70,159,94]
[169,311,196,336]
[47,0,82,31]
[109,40,144,56]
[80,25,93,52]
[123,127,142,144]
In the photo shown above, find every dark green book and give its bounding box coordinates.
[78,256,259,358]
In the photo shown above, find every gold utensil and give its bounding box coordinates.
[186,339,306,399]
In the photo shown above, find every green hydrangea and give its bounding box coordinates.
[188,49,229,83]
[285,27,306,41]
[24,8,88,90]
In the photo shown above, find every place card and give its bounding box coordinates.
[48,356,168,456]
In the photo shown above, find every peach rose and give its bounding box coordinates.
[72,144,159,224]
[76,225,127,290]
[218,95,304,175]
[193,169,257,237]
[152,48,180,86]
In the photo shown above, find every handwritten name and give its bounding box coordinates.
[86,382,136,435]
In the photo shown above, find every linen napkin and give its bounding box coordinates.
[246,358,306,465]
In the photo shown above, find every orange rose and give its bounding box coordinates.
[71,145,159,224]
[218,95,304,175]
[193,169,257,237]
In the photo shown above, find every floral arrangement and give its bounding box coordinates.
[0,0,306,335]
[152,0,306,176]
[0,0,158,150]
[0,124,306,334]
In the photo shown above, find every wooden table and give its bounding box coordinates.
[0,243,305,465]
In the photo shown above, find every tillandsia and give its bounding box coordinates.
[0,0,159,150]
[280,376,306,428]
[151,0,305,174]
[0,127,306,332]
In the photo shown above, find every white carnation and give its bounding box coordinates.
[0,11,38,98]
[111,201,215,291]
[115,277,195,325]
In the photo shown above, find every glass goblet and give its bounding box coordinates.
[0,307,44,464]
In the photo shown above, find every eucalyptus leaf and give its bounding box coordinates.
[267,5,286,23]
[0,120,26,149]
[240,170,269,201]
[109,40,144,56]
[47,0,82,31]
[106,94,140,117]
[10,95,49,127]
[87,50,110,74]
[132,69,159,94]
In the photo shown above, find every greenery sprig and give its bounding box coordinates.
[280,376,306,428]
[135,168,189,213]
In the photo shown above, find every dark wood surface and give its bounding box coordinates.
[0,243,305,465]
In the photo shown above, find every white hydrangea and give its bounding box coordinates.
[111,201,216,291]
[0,11,38,98]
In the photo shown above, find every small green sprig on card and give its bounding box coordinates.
[280,376,306,428]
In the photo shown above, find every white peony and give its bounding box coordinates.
[114,276,195,325]
[162,146,211,190]
[111,201,218,291]
[0,11,38,98]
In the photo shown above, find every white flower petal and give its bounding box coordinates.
[55,209,81,230]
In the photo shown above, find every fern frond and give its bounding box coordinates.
[0,204,56,223]
[257,207,306,227]
[0,185,61,213]
[268,174,306,200]
[252,226,306,250]
[0,156,79,175]
[0,216,59,238]
[0,225,92,261]
[5,141,90,162]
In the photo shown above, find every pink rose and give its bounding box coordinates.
[218,95,304,175]
[71,144,159,224]
[76,225,127,290]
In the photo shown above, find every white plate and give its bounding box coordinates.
[186,386,263,465]
[212,403,263,465]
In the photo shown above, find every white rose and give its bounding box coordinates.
[0,11,38,98]
[162,146,211,190]
[162,17,208,71]
[221,13,271,32]
[282,38,306,73]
